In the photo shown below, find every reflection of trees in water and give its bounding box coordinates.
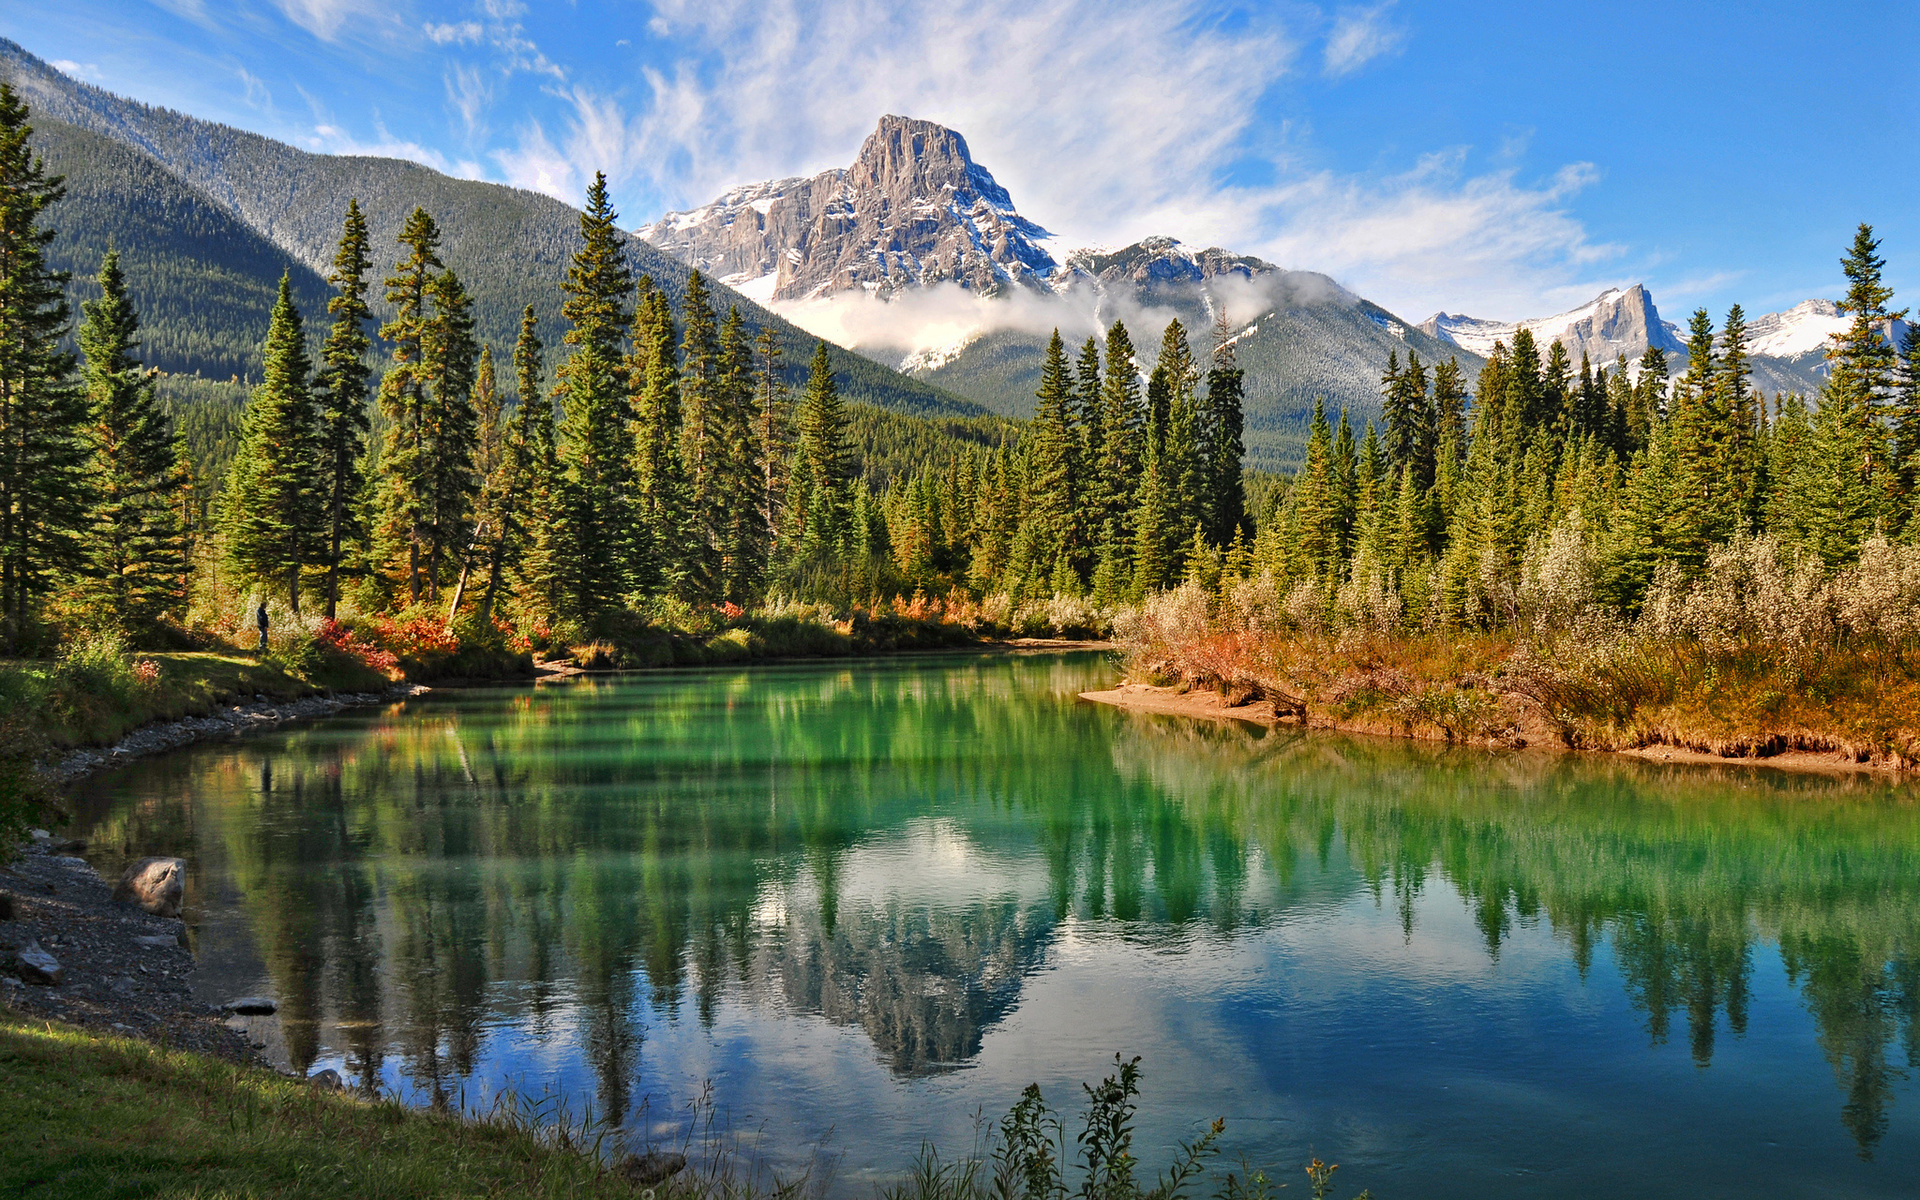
[1111,715,1920,1155]
[65,662,1920,1154]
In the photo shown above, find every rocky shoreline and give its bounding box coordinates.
[48,684,426,786]
[0,838,257,1060]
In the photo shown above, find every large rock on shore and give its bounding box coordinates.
[113,857,186,918]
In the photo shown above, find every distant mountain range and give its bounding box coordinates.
[0,40,986,420]
[645,116,1859,464]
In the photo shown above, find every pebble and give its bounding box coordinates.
[222,996,278,1015]
[16,938,65,985]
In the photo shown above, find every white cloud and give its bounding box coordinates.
[50,59,101,80]
[235,65,271,109]
[424,21,484,45]
[1323,3,1406,78]
[272,0,391,42]
[444,63,491,137]
[1255,155,1619,318]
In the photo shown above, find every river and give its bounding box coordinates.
[65,651,1920,1197]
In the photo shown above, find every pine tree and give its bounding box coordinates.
[417,268,480,599]
[78,249,184,633]
[1802,224,1906,562]
[1664,308,1730,570]
[1201,330,1245,546]
[715,307,765,603]
[556,174,636,617]
[1893,326,1920,535]
[452,344,508,622]
[630,289,686,597]
[1631,346,1670,444]
[1717,304,1760,525]
[315,199,373,618]
[1025,330,1080,583]
[1290,398,1341,580]
[785,343,851,568]
[0,85,91,650]
[508,307,569,623]
[677,270,724,601]
[1075,336,1103,475]
[1431,356,1468,468]
[754,325,791,564]
[223,274,322,614]
[1091,320,1142,574]
[375,207,444,604]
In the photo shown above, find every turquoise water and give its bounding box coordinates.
[66,652,1920,1196]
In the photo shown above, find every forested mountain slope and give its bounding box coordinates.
[0,39,983,418]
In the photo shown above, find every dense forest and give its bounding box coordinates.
[3,77,1918,668]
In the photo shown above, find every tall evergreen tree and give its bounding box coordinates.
[1091,320,1142,571]
[1893,326,1920,535]
[375,206,444,604]
[316,200,373,618]
[79,249,184,632]
[556,174,636,617]
[677,270,725,601]
[754,325,791,564]
[630,289,686,596]
[1201,330,1246,546]
[1802,224,1905,562]
[785,342,851,566]
[416,268,480,598]
[223,274,322,614]
[0,85,91,650]
[507,307,569,622]
[714,307,764,603]
[1024,330,1080,584]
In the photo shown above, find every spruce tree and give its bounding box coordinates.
[556,174,636,617]
[1893,326,1920,535]
[1717,304,1760,525]
[79,249,184,633]
[785,342,851,567]
[1803,224,1906,562]
[1664,308,1730,569]
[508,307,569,623]
[1026,330,1080,584]
[418,268,480,598]
[754,325,791,563]
[316,200,373,618]
[1092,320,1142,575]
[1201,333,1245,546]
[715,307,764,603]
[223,274,322,614]
[630,290,687,597]
[375,206,444,604]
[454,344,508,621]
[1075,336,1103,473]
[677,270,723,601]
[0,85,91,650]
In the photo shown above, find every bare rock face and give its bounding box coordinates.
[640,115,1058,301]
[113,857,186,918]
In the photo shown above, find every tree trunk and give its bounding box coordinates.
[445,522,479,629]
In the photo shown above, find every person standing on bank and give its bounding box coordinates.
[255,601,270,654]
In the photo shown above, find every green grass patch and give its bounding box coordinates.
[0,1013,639,1200]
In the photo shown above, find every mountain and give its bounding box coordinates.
[0,39,985,419]
[638,115,1058,303]
[1419,285,1687,367]
[1420,286,1876,401]
[643,117,1471,470]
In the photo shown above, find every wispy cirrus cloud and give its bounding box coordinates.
[1323,3,1406,77]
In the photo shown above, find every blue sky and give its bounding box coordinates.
[4,0,1915,322]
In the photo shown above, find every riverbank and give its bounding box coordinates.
[1081,675,1917,776]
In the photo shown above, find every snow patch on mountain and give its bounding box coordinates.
[1419,286,1685,363]
[1745,299,1847,361]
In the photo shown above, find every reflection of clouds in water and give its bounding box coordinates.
[60,656,1920,1191]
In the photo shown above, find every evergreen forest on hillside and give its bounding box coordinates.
[4,78,1920,754]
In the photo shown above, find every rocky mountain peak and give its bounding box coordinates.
[1419,283,1685,365]
[638,114,1056,303]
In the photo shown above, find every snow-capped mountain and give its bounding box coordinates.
[1419,285,1686,367]
[638,116,1059,303]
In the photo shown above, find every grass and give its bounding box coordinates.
[0,650,376,749]
[0,1013,642,1200]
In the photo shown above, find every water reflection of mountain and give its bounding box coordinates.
[64,657,1920,1154]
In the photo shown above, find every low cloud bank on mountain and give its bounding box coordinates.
[771,271,1353,369]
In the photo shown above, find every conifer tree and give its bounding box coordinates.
[677,270,724,601]
[630,289,687,597]
[1431,356,1468,465]
[556,174,636,617]
[1663,308,1731,569]
[375,206,444,604]
[223,274,322,614]
[453,344,508,621]
[1802,224,1905,562]
[316,200,373,618]
[755,325,791,562]
[1893,326,1920,535]
[1290,398,1341,580]
[1631,346,1670,443]
[715,307,764,603]
[785,343,851,567]
[1717,304,1760,524]
[1201,331,1245,546]
[1075,336,1103,467]
[1091,320,1142,572]
[0,85,91,650]
[1026,330,1080,584]
[508,307,569,622]
[79,249,184,633]
[417,268,480,598]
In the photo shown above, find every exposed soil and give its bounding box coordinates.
[0,840,257,1061]
[1080,682,1907,776]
